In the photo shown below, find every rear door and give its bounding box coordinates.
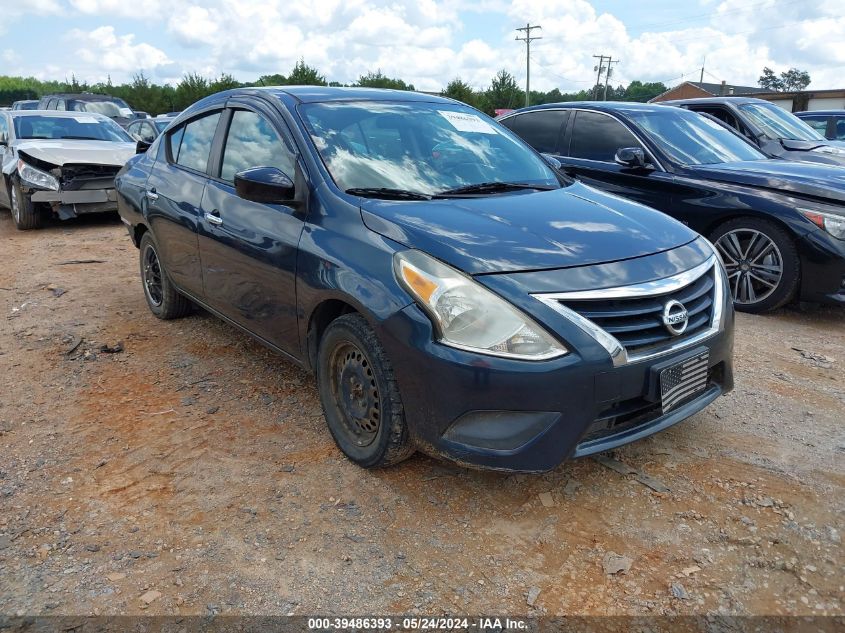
[559,110,679,215]
[197,103,305,356]
[146,109,222,298]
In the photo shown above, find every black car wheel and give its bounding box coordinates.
[138,232,192,319]
[10,178,42,230]
[317,314,414,468]
[711,218,800,313]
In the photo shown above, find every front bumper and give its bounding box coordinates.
[797,227,845,305]
[30,188,119,217]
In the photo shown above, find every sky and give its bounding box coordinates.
[1,0,843,93]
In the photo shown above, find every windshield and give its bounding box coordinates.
[14,101,38,110]
[738,102,825,141]
[71,99,134,119]
[299,101,559,196]
[626,108,767,165]
[14,115,133,142]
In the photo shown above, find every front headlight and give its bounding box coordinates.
[17,160,59,191]
[394,250,567,360]
[798,207,845,240]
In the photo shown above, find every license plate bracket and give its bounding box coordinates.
[659,351,709,413]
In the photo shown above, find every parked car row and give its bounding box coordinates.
[1,87,842,473]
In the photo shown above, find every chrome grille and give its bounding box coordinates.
[560,269,715,356]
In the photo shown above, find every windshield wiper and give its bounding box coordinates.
[345,187,432,201]
[436,181,557,196]
[60,136,103,140]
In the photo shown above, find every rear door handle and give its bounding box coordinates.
[205,210,223,226]
[145,188,158,201]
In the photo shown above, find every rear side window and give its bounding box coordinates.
[500,110,569,154]
[220,110,295,182]
[170,111,221,173]
[800,116,829,135]
[834,117,845,140]
[569,111,642,162]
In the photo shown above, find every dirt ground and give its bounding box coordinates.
[0,211,843,619]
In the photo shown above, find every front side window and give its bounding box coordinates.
[500,110,569,154]
[834,117,845,140]
[12,114,133,142]
[799,116,830,136]
[220,110,295,182]
[626,107,767,165]
[738,102,824,141]
[299,101,559,195]
[569,111,642,162]
[56,99,66,111]
[137,122,156,143]
[171,111,221,173]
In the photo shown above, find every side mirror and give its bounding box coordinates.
[234,167,295,204]
[614,147,651,170]
[541,153,562,170]
[136,139,152,154]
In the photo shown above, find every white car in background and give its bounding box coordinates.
[0,110,136,230]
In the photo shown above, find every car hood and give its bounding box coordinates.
[14,139,136,167]
[686,160,845,204]
[359,181,697,275]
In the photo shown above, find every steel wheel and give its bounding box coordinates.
[142,243,164,307]
[328,342,380,448]
[715,228,783,305]
[10,184,19,224]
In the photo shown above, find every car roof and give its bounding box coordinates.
[795,110,845,116]
[506,101,677,116]
[660,96,772,106]
[246,86,456,105]
[8,110,111,120]
[39,93,124,101]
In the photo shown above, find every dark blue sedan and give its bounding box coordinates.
[115,87,734,472]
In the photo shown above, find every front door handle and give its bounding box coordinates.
[145,187,159,201]
[205,210,223,226]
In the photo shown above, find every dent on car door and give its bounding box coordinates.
[146,110,222,298]
[561,110,677,215]
[197,107,305,356]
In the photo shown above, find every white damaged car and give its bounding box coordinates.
[0,110,136,230]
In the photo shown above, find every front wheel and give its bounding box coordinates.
[316,314,414,468]
[10,178,42,230]
[711,217,800,313]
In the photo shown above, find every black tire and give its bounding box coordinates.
[316,314,414,468]
[138,232,192,319]
[711,217,800,314]
[10,178,42,230]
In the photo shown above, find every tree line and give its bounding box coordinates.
[0,60,669,115]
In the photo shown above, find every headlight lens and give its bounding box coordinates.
[17,160,59,191]
[394,250,567,360]
[798,207,845,240]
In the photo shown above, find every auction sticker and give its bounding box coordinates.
[438,110,498,134]
[72,116,99,124]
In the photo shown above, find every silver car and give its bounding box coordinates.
[0,110,136,229]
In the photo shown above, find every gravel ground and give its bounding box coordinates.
[0,211,843,618]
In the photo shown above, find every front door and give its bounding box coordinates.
[197,106,305,357]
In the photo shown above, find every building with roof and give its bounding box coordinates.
[649,81,775,103]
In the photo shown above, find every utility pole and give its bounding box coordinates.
[700,56,706,83]
[592,54,606,99]
[603,57,619,100]
[515,23,542,108]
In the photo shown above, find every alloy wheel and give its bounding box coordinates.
[142,244,164,307]
[328,342,381,447]
[715,228,783,305]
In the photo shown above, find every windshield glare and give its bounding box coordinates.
[627,108,767,165]
[14,115,134,142]
[738,102,825,141]
[299,102,559,195]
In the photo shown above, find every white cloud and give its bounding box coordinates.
[66,26,171,80]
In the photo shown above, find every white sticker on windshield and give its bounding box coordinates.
[73,116,98,124]
[438,110,498,134]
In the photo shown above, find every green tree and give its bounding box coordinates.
[209,73,242,92]
[759,67,811,92]
[356,70,414,91]
[257,73,287,86]
[287,59,327,86]
[174,73,211,110]
[443,78,478,106]
[484,69,523,113]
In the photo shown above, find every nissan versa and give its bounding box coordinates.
[115,87,734,472]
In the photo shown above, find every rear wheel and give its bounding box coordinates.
[316,314,414,468]
[711,217,800,313]
[10,178,42,230]
[138,232,192,319]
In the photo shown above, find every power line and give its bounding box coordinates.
[515,23,542,107]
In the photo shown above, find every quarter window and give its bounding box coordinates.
[569,111,642,162]
[170,111,221,173]
[500,110,569,154]
[220,110,294,182]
